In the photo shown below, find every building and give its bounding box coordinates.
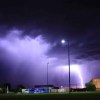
[34,85,54,93]
[92,78,100,91]
[22,85,69,93]
[22,85,54,94]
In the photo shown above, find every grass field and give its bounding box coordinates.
[0,92,100,100]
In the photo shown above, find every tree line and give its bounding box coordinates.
[0,82,96,93]
[0,83,25,93]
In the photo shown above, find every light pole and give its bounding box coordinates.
[61,39,71,93]
[47,62,49,87]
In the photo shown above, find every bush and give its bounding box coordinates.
[71,88,87,92]
[85,82,96,91]
[0,88,3,94]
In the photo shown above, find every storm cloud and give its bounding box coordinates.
[0,29,55,87]
[0,29,100,88]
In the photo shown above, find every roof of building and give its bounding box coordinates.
[34,85,54,88]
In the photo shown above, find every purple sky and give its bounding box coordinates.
[0,1,100,88]
[0,29,99,88]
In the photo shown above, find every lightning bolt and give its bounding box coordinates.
[55,64,84,88]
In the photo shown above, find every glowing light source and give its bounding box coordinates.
[61,39,66,44]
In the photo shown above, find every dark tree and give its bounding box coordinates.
[14,84,25,93]
[5,83,11,90]
[17,84,25,89]
[2,83,11,93]
[85,82,96,91]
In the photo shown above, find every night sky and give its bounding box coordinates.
[0,0,100,88]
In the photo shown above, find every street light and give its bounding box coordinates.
[47,62,49,87]
[61,39,71,93]
[61,39,66,44]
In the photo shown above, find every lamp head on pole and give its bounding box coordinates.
[61,39,66,44]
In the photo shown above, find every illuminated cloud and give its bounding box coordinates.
[0,29,98,88]
[0,29,55,86]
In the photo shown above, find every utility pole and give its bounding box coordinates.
[47,62,49,88]
[67,39,71,93]
[61,39,71,93]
